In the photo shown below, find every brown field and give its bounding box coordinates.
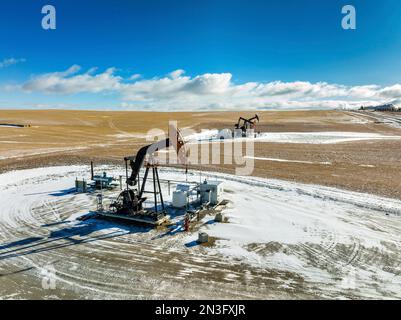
[2,108,401,300]
[1,109,401,199]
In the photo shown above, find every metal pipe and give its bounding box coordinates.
[155,167,164,211]
[140,166,149,197]
[137,171,141,191]
[91,161,94,180]
[158,178,198,185]
[125,159,129,190]
[152,167,157,213]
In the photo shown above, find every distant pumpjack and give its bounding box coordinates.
[235,114,260,137]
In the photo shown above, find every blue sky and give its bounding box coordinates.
[1,0,401,110]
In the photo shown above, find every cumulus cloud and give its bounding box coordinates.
[0,57,26,68]
[119,73,401,110]
[11,65,401,110]
[169,69,185,79]
[129,73,141,80]
[378,84,401,99]
[22,65,122,94]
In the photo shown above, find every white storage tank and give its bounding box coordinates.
[172,190,187,208]
[218,128,232,140]
[233,128,243,138]
[199,180,223,205]
[246,129,255,138]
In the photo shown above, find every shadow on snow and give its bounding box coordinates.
[0,216,151,261]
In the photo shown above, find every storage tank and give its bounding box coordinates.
[199,180,223,205]
[246,129,255,138]
[218,128,232,140]
[233,128,243,138]
[172,190,187,208]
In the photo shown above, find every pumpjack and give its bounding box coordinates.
[234,114,259,137]
[101,124,187,225]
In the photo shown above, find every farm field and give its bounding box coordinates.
[1,109,401,299]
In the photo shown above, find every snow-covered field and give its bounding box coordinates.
[187,130,401,144]
[244,156,332,165]
[0,166,401,299]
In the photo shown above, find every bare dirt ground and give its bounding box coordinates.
[2,109,401,300]
[1,109,401,199]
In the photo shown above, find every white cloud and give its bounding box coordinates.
[169,69,185,79]
[22,65,122,94]
[129,73,142,81]
[183,73,232,94]
[0,57,26,68]
[10,65,401,110]
[119,73,401,110]
[378,84,401,99]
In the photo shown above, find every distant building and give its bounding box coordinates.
[359,103,400,112]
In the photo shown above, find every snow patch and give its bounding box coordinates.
[185,130,401,144]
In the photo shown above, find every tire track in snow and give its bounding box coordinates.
[1,166,401,299]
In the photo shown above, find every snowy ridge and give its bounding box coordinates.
[185,129,401,144]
